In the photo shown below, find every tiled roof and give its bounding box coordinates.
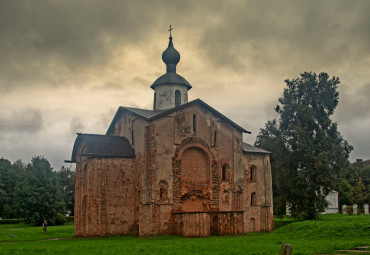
[69,134,135,163]
[121,107,166,119]
[242,142,271,154]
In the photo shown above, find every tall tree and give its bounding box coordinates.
[14,156,65,225]
[0,158,24,218]
[56,166,75,216]
[255,72,353,219]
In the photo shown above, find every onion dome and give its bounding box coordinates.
[150,36,192,90]
[162,36,180,73]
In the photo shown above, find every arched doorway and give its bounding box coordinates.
[211,215,219,235]
[250,218,256,232]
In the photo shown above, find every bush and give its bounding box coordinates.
[0,218,25,224]
[66,216,74,223]
[346,206,353,215]
[55,213,66,225]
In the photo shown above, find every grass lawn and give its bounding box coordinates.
[0,214,369,254]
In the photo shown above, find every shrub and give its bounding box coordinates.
[66,216,74,223]
[346,206,353,215]
[0,218,25,224]
[55,213,66,225]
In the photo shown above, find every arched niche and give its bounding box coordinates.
[250,165,257,182]
[250,218,256,232]
[159,180,169,202]
[181,147,210,184]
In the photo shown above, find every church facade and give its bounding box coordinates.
[69,34,274,237]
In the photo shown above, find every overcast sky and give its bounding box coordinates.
[1,0,369,169]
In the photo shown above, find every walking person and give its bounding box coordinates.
[42,220,47,234]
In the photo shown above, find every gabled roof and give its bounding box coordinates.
[242,142,271,154]
[68,133,135,163]
[106,99,251,135]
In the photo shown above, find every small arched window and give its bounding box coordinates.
[193,114,197,132]
[154,92,157,110]
[213,131,217,146]
[222,164,228,181]
[159,180,169,202]
[175,90,181,107]
[250,165,256,182]
[251,192,257,206]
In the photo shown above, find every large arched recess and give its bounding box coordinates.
[172,137,219,212]
[181,147,209,184]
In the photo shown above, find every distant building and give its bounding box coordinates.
[286,191,340,215]
[68,34,274,237]
[323,191,339,214]
[354,159,370,165]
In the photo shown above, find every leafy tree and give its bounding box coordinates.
[56,166,75,216]
[351,177,366,209]
[0,158,25,219]
[336,179,353,208]
[255,72,353,219]
[338,161,370,208]
[13,156,65,225]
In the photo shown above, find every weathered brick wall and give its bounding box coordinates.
[210,211,244,235]
[112,112,148,155]
[173,212,210,237]
[75,155,138,237]
[242,153,274,232]
[181,147,209,183]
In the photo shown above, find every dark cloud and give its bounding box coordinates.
[0,108,43,134]
[335,83,370,123]
[198,1,370,75]
[1,0,369,91]
[0,0,200,91]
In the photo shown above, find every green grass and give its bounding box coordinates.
[0,214,369,254]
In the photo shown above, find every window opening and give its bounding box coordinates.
[193,114,197,132]
[175,90,181,107]
[222,165,228,181]
[154,92,157,110]
[250,165,256,182]
[251,192,257,206]
[131,130,134,145]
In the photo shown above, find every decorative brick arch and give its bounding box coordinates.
[77,143,87,163]
[172,137,219,211]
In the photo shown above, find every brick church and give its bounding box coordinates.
[69,32,274,237]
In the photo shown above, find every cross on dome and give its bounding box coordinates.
[168,24,173,37]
